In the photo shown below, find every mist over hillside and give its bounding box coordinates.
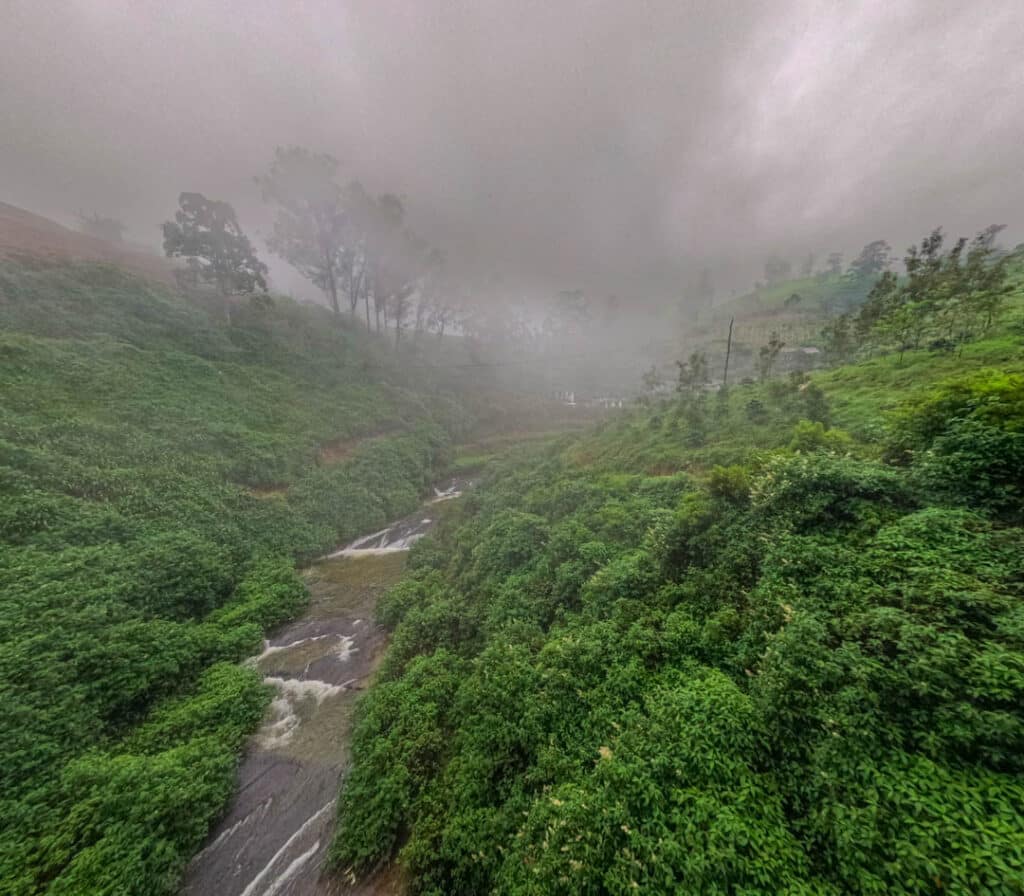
[3,3,1024,895]
[3,0,1024,304]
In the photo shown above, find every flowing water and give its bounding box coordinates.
[180,479,467,896]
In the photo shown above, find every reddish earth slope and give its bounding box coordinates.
[0,201,174,283]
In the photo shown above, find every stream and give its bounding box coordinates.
[180,479,467,896]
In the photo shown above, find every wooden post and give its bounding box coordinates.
[722,317,734,386]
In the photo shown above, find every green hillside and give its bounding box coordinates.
[5,236,1024,895]
[332,267,1024,893]
[0,259,472,894]
[724,273,845,316]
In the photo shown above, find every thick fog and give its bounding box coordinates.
[2,0,1023,302]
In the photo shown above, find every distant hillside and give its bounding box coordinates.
[705,273,851,347]
[0,201,173,283]
[721,273,845,315]
[674,246,1024,384]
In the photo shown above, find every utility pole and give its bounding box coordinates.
[722,317,734,386]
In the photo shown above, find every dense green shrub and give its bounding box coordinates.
[333,367,1024,895]
[0,260,463,893]
[788,419,851,453]
[889,371,1024,519]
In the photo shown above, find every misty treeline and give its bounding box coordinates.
[161,146,461,346]
[739,233,983,329]
[821,225,1013,364]
[669,240,872,317]
[157,149,659,397]
[765,225,1012,343]
[666,225,1013,400]
[762,245,870,291]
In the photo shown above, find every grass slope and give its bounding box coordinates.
[0,259,471,895]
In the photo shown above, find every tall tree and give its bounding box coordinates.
[847,239,891,281]
[259,147,347,315]
[640,364,665,402]
[389,284,416,347]
[162,192,267,320]
[370,193,414,335]
[963,225,1012,334]
[342,181,377,326]
[854,270,898,341]
[676,351,709,394]
[875,302,917,364]
[414,247,447,337]
[833,239,893,312]
[343,187,417,334]
[900,228,947,347]
[820,314,854,364]
[428,303,459,339]
[948,225,1011,342]
[758,331,785,380]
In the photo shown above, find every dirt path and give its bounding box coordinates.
[180,480,466,896]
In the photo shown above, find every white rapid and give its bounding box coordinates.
[326,481,464,559]
[237,802,336,896]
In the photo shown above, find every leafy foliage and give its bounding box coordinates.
[888,370,1024,520]
[834,226,1016,362]
[333,357,1024,893]
[162,192,268,300]
[260,146,349,313]
[0,259,466,894]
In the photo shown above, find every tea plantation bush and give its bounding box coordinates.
[334,366,1024,895]
[0,260,468,894]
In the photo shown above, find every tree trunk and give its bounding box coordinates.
[323,250,340,314]
[414,298,427,337]
[722,317,734,386]
[349,269,363,314]
[327,274,339,315]
[217,276,233,325]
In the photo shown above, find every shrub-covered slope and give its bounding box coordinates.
[333,336,1024,893]
[0,259,470,895]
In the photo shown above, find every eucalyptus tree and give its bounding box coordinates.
[162,192,267,321]
[259,147,348,315]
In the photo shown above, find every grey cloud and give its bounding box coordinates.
[2,0,1022,301]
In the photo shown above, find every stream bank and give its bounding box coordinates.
[180,479,467,896]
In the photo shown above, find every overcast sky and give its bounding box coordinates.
[2,0,1023,300]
